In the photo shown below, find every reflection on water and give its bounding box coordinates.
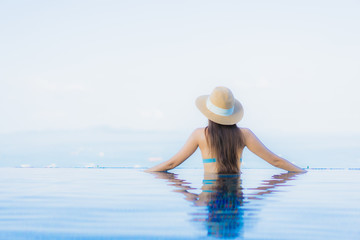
[151,171,302,239]
[194,175,244,238]
[1,169,359,239]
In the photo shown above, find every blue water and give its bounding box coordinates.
[1,168,359,239]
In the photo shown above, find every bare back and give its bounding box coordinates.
[197,127,245,173]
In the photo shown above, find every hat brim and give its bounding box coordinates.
[195,95,244,125]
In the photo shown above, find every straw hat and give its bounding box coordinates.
[195,86,244,125]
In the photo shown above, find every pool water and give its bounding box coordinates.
[0,168,359,239]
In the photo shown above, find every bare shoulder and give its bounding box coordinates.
[189,128,205,141]
[192,127,205,137]
[239,128,257,144]
[239,127,253,137]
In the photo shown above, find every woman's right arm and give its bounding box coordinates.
[242,128,306,173]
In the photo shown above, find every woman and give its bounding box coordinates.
[146,86,306,173]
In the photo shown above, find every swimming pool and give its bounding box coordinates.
[0,168,359,239]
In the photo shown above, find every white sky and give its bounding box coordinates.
[1,0,359,134]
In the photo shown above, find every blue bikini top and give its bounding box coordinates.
[203,158,242,163]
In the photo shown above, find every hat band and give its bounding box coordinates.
[206,98,234,116]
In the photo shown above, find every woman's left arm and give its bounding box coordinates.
[145,129,200,172]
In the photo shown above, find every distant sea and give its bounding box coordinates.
[0,127,359,169]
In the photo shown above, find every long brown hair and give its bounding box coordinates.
[205,120,244,174]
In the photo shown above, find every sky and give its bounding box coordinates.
[1,0,360,135]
